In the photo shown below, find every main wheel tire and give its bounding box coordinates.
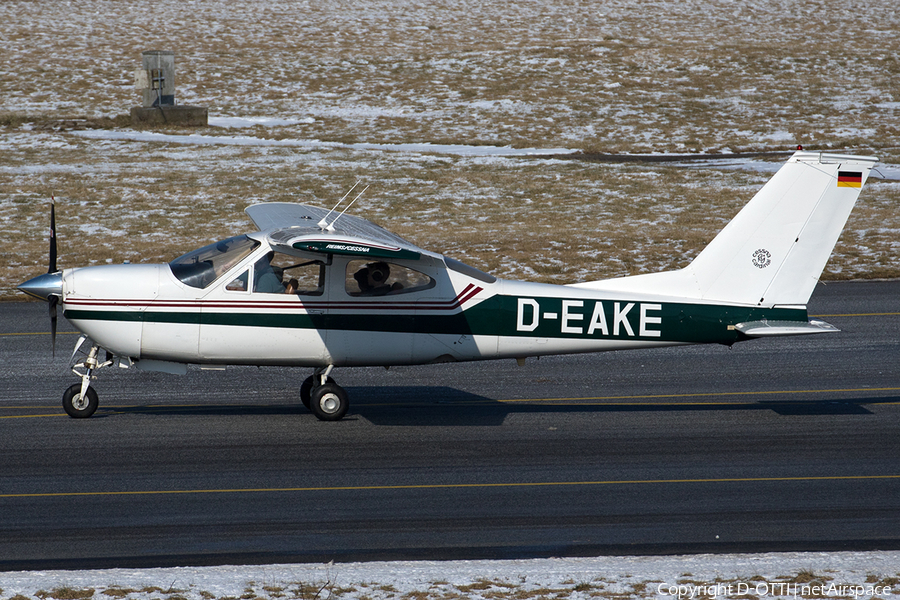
[309,382,349,421]
[300,375,335,410]
[62,383,98,419]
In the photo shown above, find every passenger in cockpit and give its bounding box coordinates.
[354,262,403,296]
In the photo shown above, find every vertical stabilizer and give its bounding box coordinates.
[684,151,877,306]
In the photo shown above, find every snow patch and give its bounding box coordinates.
[1,553,899,599]
[208,116,316,128]
[72,129,577,157]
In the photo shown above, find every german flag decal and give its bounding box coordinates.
[837,171,862,188]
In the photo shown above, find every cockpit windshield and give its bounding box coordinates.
[169,235,260,288]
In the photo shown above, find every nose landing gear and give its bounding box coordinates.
[63,337,115,419]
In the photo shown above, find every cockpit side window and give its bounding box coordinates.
[169,235,260,289]
[345,259,435,296]
[253,251,325,295]
[225,270,249,292]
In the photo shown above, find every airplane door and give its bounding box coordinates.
[198,257,331,365]
[324,258,422,366]
[326,306,415,366]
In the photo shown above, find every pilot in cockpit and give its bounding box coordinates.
[253,253,286,294]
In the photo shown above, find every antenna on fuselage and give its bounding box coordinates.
[325,185,369,232]
[318,181,361,230]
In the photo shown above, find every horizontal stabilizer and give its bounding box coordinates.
[734,318,839,338]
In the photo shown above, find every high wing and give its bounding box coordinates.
[245,201,431,261]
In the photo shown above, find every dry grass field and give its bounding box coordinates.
[1,0,898,299]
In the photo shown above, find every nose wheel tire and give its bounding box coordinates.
[62,383,98,419]
[309,382,349,421]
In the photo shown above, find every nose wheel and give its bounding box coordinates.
[62,383,98,418]
[301,366,349,421]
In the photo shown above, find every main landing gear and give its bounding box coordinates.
[63,338,114,418]
[300,365,349,421]
[60,338,351,422]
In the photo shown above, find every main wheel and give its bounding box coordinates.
[300,374,335,409]
[62,383,98,419]
[309,382,349,421]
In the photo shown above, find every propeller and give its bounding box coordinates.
[49,196,57,274]
[49,297,58,356]
[17,198,65,356]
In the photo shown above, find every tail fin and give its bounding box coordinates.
[686,151,877,306]
[577,151,878,307]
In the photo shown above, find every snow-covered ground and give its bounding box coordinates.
[2,0,898,154]
[2,553,899,599]
[2,0,899,294]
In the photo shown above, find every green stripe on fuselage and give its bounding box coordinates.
[65,295,807,345]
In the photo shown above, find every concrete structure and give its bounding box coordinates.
[140,50,175,108]
[132,50,207,127]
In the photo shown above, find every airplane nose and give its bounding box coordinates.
[17,272,63,302]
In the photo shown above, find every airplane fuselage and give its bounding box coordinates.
[60,251,806,370]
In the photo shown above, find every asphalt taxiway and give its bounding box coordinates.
[0,281,898,570]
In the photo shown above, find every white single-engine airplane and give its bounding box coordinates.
[19,151,877,421]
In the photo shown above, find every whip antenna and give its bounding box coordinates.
[318,181,361,229]
[327,185,369,232]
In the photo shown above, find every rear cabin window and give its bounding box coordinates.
[345,260,434,296]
